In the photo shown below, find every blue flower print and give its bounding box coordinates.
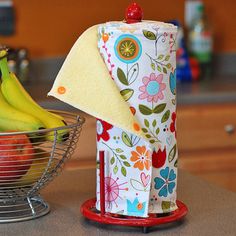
[127,197,146,217]
[154,167,176,197]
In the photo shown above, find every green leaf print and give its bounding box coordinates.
[117,67,128,85]
[157,65,162,72]
[123,161,131,167]
[115,148,124,153]
[141,118,161,144]
[153,103,166,114]
[113,165,118,174]
[121,166,127,177]
[102,142,131,175]
[144,119,149,128]
[168,144,177,162]
[120,89,134,101]
[142,128,148,133]
[174,159,178,167]
[152,120,157,127]
[122,132,133,147]
[161,201,171,213]
[143,30,156,40]
[151,63,155,70]
[163,67,167,74]
[120,155,127,160]
[165,55,170,61]
[161,110,170,123]
[145,53,172,74]
[158,54,164,60]
[139,104,153,115]
[110,156,115,165]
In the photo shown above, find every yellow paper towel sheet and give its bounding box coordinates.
[48,25,144,138]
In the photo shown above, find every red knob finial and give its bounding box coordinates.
[125,2,143,24]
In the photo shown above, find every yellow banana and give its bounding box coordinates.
[10,73,65,120]
[0,49,69,142]
[0,89,45,132]
[49,111,65,121]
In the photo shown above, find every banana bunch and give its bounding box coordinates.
[0,49,69,142]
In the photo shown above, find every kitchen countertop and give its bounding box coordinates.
[24,75,236,111]
[0,168,235,236]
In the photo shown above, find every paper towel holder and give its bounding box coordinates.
[80,151,188,233]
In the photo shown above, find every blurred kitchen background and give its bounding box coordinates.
[0,0,235,192]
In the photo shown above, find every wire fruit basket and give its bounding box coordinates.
[0,110,84,223]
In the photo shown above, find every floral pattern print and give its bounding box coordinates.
[114,34,142,63]
[154,167,176,197]
[127,197,146,217]
[152,147,166,168]
[169,70,176,95]
[96,119,113,141]
[96,21,178,217]
[104,174,128,209]
[130,146,152,171]
[139,73,166,103]
[170,112,176,138]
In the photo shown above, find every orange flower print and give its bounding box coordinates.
[130,146,151,171]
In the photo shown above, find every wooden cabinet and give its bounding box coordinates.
[177,103,236,192]
[177,104,236,151]
[67,103,236,192]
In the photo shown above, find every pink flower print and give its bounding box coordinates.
[139,73,166,103]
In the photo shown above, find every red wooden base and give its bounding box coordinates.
[81,198,188,232]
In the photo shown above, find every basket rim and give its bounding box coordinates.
[0,109,85,136]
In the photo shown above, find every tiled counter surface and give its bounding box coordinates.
[0,169,235,236]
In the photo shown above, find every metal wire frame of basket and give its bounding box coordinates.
[0,110,84,223]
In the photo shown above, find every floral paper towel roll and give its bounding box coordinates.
[96,21,178,217]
